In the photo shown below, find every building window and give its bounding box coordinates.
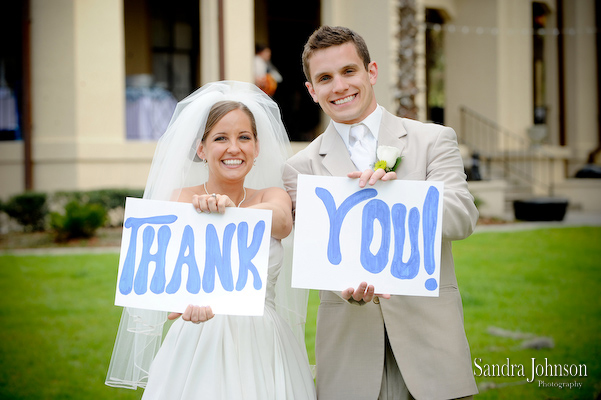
[425,8,445,125]
[148,0,199,100]
[533,2,549,125]
[0,1,25,141]
[124,0,200,140]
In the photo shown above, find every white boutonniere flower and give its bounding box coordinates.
[374,145,402,172]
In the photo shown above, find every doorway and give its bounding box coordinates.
[425,8,445,125]
[254,0,321,142]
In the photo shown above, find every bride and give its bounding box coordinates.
[106,81,315,400]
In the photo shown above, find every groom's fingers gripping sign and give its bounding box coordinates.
[342,282,375,303]
[347,169,396,188]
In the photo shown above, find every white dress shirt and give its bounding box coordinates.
[333,105,383,170]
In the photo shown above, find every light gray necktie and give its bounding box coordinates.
[349,123,374,171]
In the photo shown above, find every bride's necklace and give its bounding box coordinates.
[204,182,247,207]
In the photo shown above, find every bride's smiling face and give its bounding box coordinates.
[197,109,259,183]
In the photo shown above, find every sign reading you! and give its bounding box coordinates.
[292,175,444,297]
[115,197,272,316]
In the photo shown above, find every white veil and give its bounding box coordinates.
[106,81,309,389]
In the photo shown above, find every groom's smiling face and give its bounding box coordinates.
[305,42,378,125]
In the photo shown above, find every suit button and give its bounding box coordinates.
[373,296,380,304]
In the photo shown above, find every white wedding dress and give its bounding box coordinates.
[141,238,316,400]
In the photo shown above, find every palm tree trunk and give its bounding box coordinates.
[396,0,419,120]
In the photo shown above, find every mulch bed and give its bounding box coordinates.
[0,227,123,250]
[1,217,509,251]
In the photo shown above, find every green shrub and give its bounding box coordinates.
[52,188,143,226]
[49,200,107,242]
[87,188,144,209]
[3,192,48,232]
[54,189,142,209]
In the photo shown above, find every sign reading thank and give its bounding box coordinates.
[115,197,272,316]
[292,175,444,297]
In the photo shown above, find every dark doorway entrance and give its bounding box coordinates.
[255,0,321,142]
[425,8,445,125]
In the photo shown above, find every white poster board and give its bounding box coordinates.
[292,175,443,296]
[115,197,272,316]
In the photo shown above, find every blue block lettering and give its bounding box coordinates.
[390,204,421,280]
[150,225,172,294]
[134,225,171,294]
[360,199,390,274]
[423,186,439,275]
[166,225,201,294]
[119,215,177,295]
[316,187,377,265]
[236,221,265,291]
[202,223,235,293]
[425,278,438,291]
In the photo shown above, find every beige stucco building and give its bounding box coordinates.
[1,0,599,216]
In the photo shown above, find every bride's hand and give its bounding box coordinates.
[167,312,182,320]
[192,193,235,214]
[169,305,215,324]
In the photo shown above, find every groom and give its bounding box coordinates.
[283,26,479,400]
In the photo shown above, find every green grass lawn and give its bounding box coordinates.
[0,226,599,399]
[454,226,601,399]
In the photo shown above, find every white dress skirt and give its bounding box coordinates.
[141,239,316,400]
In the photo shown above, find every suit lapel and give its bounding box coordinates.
[319,123,357,176]
[317,111,409,177]
[377,110,407,152]
[377,110,415,178]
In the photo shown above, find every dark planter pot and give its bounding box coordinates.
[429,106,444,125]
[513,198,569,222]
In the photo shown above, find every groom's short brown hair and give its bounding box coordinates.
[302,26,372,83]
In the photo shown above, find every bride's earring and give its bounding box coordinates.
[253,158,257,166]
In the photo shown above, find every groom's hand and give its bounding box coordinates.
[342,282,391,305]
[342,282,373,303]
[348,169,396,188]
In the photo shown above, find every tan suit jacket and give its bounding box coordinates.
[283,109,479,400]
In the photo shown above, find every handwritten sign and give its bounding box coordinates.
[291,175,443,296]
[115,197,272,315]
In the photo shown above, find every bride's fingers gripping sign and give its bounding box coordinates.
[179,305,215,324]
[192,194,234,214]
[168,305,215,324]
